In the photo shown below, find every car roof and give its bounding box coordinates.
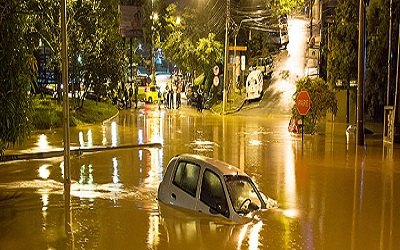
[175,154,248,177]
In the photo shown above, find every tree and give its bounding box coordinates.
[68,0,125,107]
[0,0,36,154]
[273,0,306,14]
[195,33,224,91]
[327,0,358,123]
[162,3,223,88]
[365,0,400,120]
[291,77,338,134]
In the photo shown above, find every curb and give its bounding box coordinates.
[102,110,120,125]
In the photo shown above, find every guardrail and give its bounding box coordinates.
[0,143,162,162]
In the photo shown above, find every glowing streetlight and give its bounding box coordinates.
[152,12,158,21]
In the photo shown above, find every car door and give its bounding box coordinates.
[196,169,230,219]
[168,161,201,211]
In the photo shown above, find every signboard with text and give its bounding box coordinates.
[119,5,143,38]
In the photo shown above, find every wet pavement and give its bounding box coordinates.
[1,17,400,250]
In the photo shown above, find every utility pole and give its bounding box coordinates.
[357,0,366,146]
[387,0,393,105]
[310,0,313,38]
[151,0,156,86]
[223,0,230,114]
[61,0,71,183]
[384,0,395,144]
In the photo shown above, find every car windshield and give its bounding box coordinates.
[225,175,263,215]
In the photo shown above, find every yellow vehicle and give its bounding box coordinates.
[134,75,150,101]
[144,85,163,103]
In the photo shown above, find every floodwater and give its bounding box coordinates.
[1,106,400,250]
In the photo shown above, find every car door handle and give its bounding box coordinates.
[171,193,176,200]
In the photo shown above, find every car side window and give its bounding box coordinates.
[172,161,200,197]
[200,170,229,218]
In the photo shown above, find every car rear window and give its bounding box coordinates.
[172,161,200,197]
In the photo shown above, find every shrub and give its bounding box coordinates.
[291,77,338,134]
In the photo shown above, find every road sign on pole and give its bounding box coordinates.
[297,90,311,116]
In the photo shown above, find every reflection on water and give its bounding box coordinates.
[37,134,49,150]
[112,157,120,184]
[157,203,266,249]
[147,211,161,249]
[111,121,118,146]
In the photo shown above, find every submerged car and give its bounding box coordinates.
[157,154,277,223]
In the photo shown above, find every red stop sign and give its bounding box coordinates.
[296,90,311,116]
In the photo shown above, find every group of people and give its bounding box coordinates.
[111,77,208,112]
[112,84,138,109]
[163,81,183,109]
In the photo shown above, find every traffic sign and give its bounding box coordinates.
[296,90,311,116]
[213,65,219,76]
[213,76,219,87]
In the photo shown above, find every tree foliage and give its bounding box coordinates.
[0,0,36,154]
[291,77,338,134]
[68,0,125,107]
[272,0,306,15]
[162,4,223,85]
[0,0,126,153]
[365,0,400,120]
[327,0,358,89]
[327,0,400,121]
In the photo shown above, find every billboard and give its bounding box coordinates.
[119,5,143,38]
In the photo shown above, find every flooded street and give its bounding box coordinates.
[1,17,400,250]
[1,106,400,249]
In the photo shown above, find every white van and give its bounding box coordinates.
[246,70,264,100]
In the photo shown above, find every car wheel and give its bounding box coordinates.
[148,97,153,103]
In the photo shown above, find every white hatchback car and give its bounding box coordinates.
[157,154,277,223]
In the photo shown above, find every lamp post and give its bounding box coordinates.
[151,0,157,86]
[222,0,230,114]
[310,0,313,38]
[61,0,70,183]
[357,0,366,146]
